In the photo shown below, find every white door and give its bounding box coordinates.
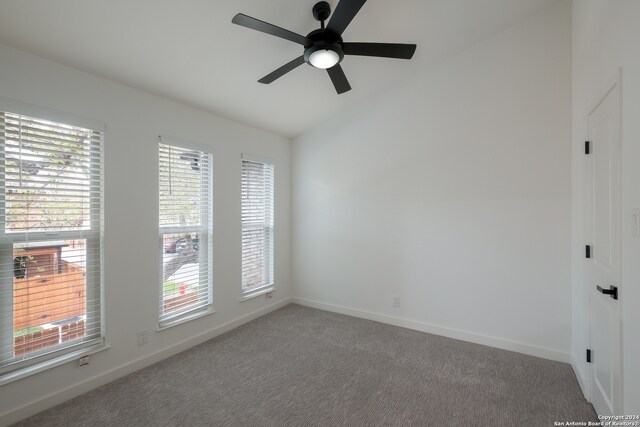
[586,80,622,415]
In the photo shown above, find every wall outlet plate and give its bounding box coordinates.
[137,329,149,346]
[392,295,400,308]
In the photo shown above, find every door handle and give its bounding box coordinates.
[596,285,618,300]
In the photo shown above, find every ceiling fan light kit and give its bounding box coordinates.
[304,29,344,69]
[232,0,417,94]
[308,49,341,69]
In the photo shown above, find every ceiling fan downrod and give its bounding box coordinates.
[312,1,332,29]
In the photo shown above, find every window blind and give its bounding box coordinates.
[0,107,104,375]
[241,157,274,296]
[158,139,212,326]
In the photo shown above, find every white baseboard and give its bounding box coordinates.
[570,353,589,399]
[1,298,291,426]
[292,297,571,364]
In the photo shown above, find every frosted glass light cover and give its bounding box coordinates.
[309,49,340,69]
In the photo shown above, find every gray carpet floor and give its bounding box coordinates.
[14,304,597,426]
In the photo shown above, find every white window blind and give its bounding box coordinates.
[0,104,104,376]
[241,156,274,297]
[159,139,212,327]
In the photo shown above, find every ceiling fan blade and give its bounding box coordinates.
[232,13,308,46]
[258,56,306,84]
[326,0,367,36]
[327,65,351,94]
[343,42,416,59]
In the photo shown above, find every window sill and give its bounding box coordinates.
[157,307,215,332]
[0,343,110,387]
[240,285,275,302]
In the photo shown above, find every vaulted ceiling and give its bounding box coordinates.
[0,0,561,137]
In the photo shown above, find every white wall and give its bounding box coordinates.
[292,1,572,361]
[572,0,640,413]
[0,43,291,424]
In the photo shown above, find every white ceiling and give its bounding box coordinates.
[0,0,561,138]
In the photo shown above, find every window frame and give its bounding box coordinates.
[240,153,275,300]
[157,136,214,329]
[0,98,106,381]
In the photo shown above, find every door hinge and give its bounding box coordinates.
[585,140,590,154]
[586,245,591,259]
[596,285,618,300]
[586,349,592,363]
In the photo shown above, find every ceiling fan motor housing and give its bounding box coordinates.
[303,28,344,67]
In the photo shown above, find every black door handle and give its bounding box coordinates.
[596,285,618,300]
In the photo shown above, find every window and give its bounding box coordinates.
[0,101,104,377]
[158,138,212,327]
[241,155,274,298]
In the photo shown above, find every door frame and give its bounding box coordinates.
[585,67,624,410]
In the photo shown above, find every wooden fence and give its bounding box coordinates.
[13,262,86,330]
[14,320,85,357]
[163,292,200,313]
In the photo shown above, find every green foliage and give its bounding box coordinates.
[163,281,182,294]
[3,112,95,232]
[13,325,44,338]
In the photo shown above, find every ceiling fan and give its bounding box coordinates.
[232,0,417,94]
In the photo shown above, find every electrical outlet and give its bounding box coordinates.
[392,295,400,308]
[137,329,149,346]
[266,292,273,299]
[79,356,90,367]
